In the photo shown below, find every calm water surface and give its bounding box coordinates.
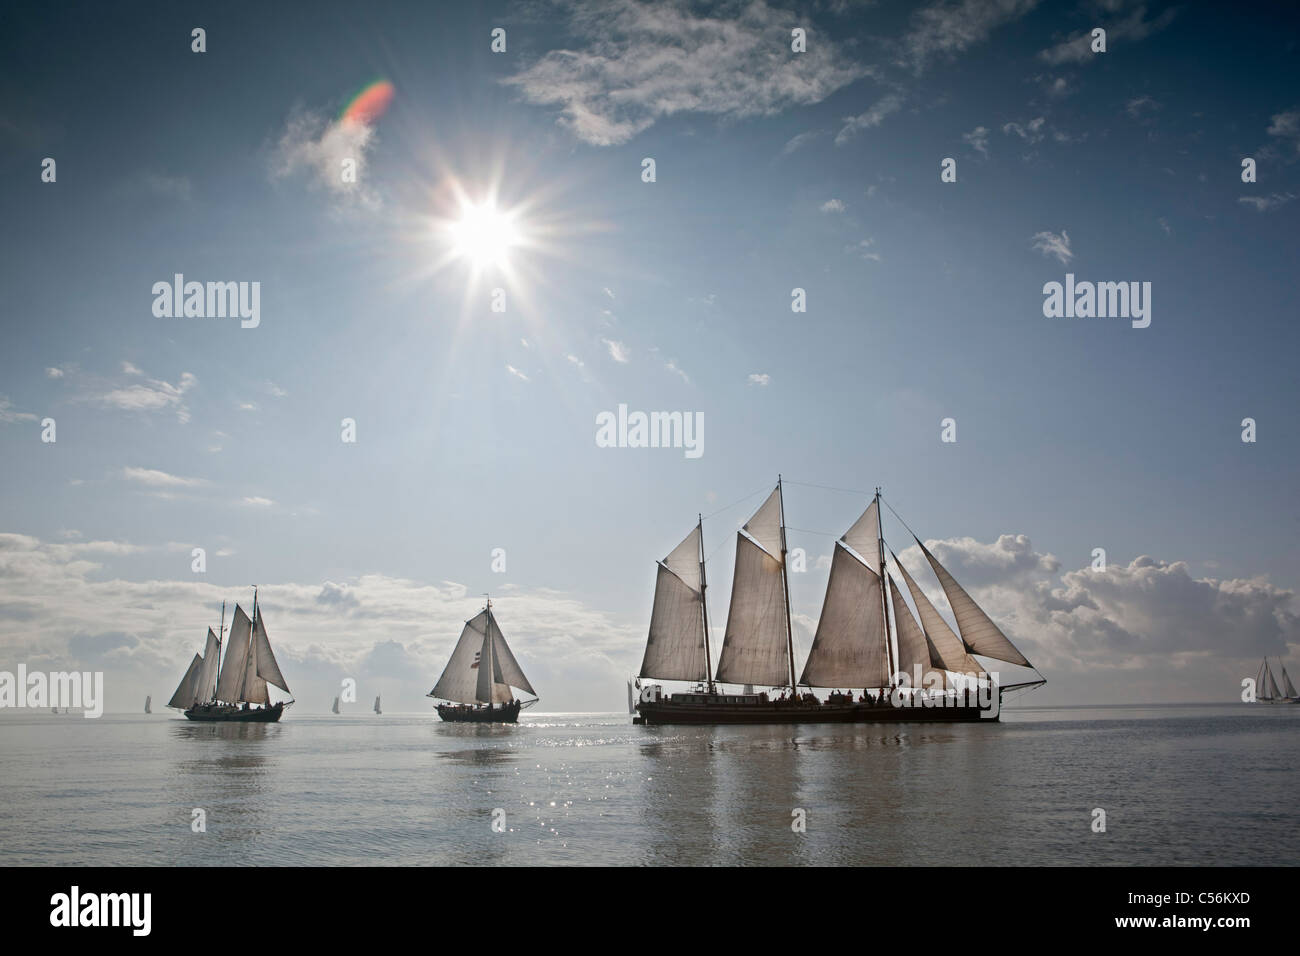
[2,703,1296,865]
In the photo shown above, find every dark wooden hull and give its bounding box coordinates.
[184,701,287,722]
[634,694,995,725]
[437,701,522,723]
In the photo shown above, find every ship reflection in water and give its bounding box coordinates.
[1,706,1296,866]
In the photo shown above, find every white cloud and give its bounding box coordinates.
[505,0,870,146]
[266,381,288,398]
[901,0,1040,72]
[781,130,823,155]
[44,367,64,379]
[93,370,196,424]
[1038,4,1177,65]
[506,364,531,382]
[0,396,37,425]
[271,110,379,205]
[747,372,771,386]
[602,338,630,363]
[664,359,689,383]
[1266,108,1300,158]
[846,237,882,261]
[1002,117,1045,144]
[241,496,274,507]
[836,94,904,145]
[1125,95,1160,120]
[1238,192,1298,212]
[962,124,991,155]
[121,467,206,489]
[820,198,846,213]
[1031,229,1073,264]
[121,361,143,376]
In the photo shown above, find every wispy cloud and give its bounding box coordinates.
[1038,4,1177,65]
[0,396,37,425]
[506,364,531,382]
[664,359,689,383]
[121,467,206,489]
[602,338,630,363]
[748,372,771,386]
[820,198,846,213]
[781,129,824,155]
[241,496,274,507]
[93,370,196,424]
[271,109,379,207]
[962,124,991,155]
[901,0,1040,73]
[846,238,882,261]
[1031,229,1073,264]
[1238,192,1298,212]
[505,0,869,146]
[836,94,904,145]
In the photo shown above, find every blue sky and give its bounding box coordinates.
[1,0,1298,711]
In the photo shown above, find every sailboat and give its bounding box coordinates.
[633,479,1045,725]
[427,598,538,723]
[1255,658,1300,703]
[171,594,295,722]
[373,696,382,715]
[144,695,151,714]
[331,697,340,714]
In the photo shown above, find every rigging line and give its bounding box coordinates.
[783,478,875,498]
[784,525,839,537]
[702,484,772,521]
[880,494,924,542]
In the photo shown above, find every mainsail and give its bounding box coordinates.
[800,529,888,688]
[194,628,221,704]
[918,539,1032,668]
[215,605,253,703]
[1282,664,1298,699]
[716,486,792,687]
[430,605,535,706]
[640,525,708,682]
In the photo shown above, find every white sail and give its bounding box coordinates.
[716,533,790,687]
[474,623,513,704]
[251,612,290,694]
[640,557,707,681]
[167,654,204,709]
[241,639,270,705]
[430,611,489,705]
[918,539,1032,668]
[743,486,784,559]
[1267,664,1282,700]
[215,605,253,703]
[841,499,881,570]
[888,574,934,681]
[194,628,221,704]
[488,610,536,696]
[799,542,887,688]
[1283,665,1298,699]
[893,551,980,677]
[663,524,703,593]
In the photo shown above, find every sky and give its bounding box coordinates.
[0,0,1297,712]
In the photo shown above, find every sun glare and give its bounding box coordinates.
[448,201,521,270]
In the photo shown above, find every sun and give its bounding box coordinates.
[447,201,522,270]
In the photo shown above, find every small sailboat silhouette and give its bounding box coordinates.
[331,696,340,714]
[373,695,382,715]
[144,695,151,714]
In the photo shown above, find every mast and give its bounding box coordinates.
[239,586,257,704]
[214,600,226,702]
[876,488,895,689]
[698,514,716,694]
[777,476,798,692]
[483,594,496,707]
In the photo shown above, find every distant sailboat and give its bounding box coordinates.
[634,480,1044,725]
[1256,658,1300,703]
[171,594,295,722]
[332,697,340,714]
[373,695,382,715]
[144,695,151,714]
[427,598,538,723]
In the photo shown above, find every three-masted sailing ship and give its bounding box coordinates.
[633,478,1044,725]
[168,593,294,722]
[1255,658,1299,703]
[427,598,538,723]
